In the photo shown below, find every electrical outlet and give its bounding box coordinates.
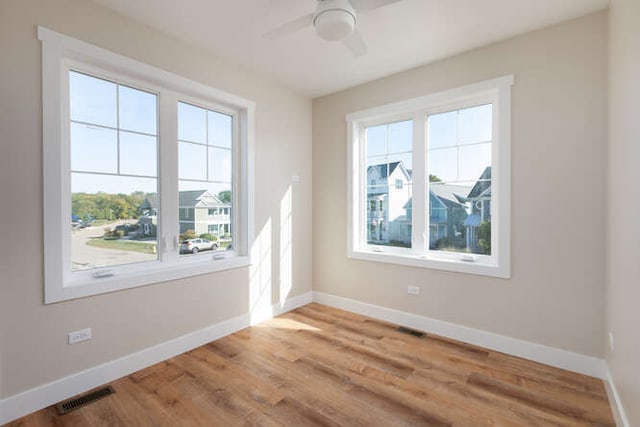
[68,328,92,345]
[407,285,421,295]
[609,332,614,352]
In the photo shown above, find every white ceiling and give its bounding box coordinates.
[92,0,608,98]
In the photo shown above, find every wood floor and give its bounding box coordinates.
[8,303,615,426]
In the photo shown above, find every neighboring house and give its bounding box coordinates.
[428,183,470,248]
[367,161,412,245]
[139,195,158,237]
[464,166,492,251]
[139,190,232,239]
[179,190,231,238]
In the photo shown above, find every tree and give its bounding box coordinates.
[218,190,231,204]
[429,174,442,182]
[477,221,491,255]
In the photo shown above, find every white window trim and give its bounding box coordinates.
[347,76,512,278]
[39,27,255,303]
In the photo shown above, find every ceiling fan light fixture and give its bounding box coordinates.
[314,9,355,41]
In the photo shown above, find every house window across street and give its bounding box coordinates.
[40,27,255,303]
[347,76,512,278]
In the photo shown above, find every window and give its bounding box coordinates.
[347,76,512,278]
[40,27,255,303]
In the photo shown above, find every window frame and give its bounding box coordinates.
[39,27,255,303]
[347,76,512,278]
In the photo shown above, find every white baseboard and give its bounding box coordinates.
[312,291,606,379]
[0,291,312,425]
[603,364,631,427]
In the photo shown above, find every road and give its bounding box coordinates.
[71,221,157,270]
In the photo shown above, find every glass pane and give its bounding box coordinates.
[178,102,206,143]
[458,142,491,182]
[428,104,492,257]
[208,111,232,148]
[428,147,457,183]
[428,110,457,149]
[70,122,117,174]
[71,173,158,271]
[179,142,207,180]
[178,181,233,256]
[208,147,232,182]
[366,182,412,248]
[69,71,117,127]
[119,85,157,135]
[366,125,386,157]
[459,104,492,145]
[120,131,157,177]
[388,120,412,153]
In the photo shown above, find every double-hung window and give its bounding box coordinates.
[40,27,255,303]
[347,76,512,278]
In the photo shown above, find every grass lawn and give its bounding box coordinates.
[87,238,157,254]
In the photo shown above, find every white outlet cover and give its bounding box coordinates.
[68,328,92,344]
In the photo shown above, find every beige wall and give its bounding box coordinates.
[0,0,312,398]
[606,0,640,423]
[313,12,607,357]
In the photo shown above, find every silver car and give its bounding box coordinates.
[180,238,218,254]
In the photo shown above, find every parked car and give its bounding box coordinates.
[180,238,218,254]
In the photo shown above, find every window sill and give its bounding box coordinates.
[49,256,250,303]
[349,249,510,279]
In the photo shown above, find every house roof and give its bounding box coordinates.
[464,213,482,227]
[430,183,471,208]
[367,161,411,181]
[467,167,492,199]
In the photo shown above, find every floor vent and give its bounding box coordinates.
[397,326,425,338]
[56,385,115,415]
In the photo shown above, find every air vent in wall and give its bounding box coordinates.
[56,385,115,415]
[397,326,425,337]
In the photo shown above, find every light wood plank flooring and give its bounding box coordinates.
[7,303,615,426]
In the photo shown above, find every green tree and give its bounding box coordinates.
[477,221,491,255]
[218,190,231,204]
[429,174,442,182]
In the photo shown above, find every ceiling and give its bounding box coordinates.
[91,0,608,98]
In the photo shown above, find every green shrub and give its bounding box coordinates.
[199,233,218,241]
[179,229,197,241]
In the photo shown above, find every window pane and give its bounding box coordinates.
[69,71,117,127]
[365,120,413,249]
[70,122,117,174]
[428,147,457,183]
[427,110,457,149]
[120,132,157,177]
[208,147,232,182]
[428,105,493,256]
[459,104,492,145]
[179,181,233,256]
[208,111,232,148]
[388,120,412,153]
[458,143,491,182]
[119,85,157,135]
[178,102,206,143]
[179,142,207,181]
[71,173,158,271]
[366,125,386,157]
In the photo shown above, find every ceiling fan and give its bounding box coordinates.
[263,0,403,57]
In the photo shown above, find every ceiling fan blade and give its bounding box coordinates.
[349,0,403,12]
[343,28,367,57]
[262,13,314,39]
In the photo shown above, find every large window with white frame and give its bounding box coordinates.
[347,76,512,278]
[39,27,254,303]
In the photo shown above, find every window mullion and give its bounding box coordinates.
[411,114,426,255]
[158,91,179,262]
